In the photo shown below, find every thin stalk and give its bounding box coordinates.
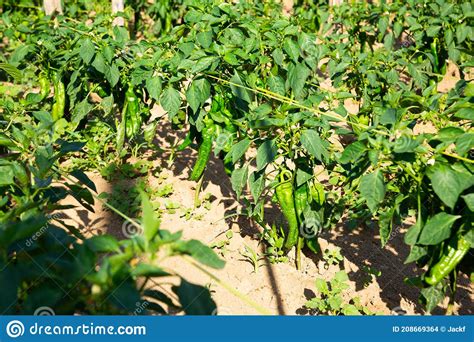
[194,173,204,208]
[182,256,272,315]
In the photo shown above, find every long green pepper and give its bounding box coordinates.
[125,85,140,138]
[276,171,299,250]
[424,235,471,286]
[51,73,65,121]
[190,123,215,181]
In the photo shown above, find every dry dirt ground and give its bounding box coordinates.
[59,118,473,316]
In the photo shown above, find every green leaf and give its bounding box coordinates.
[404,220,422,245]
[70,170,97,192]
[86,235,120,253]
[418,213,460,245]
[231,165,248,198]
[105,63,120,87]
[359,170,386,213]
[146,77,162,101]
[191,56,218,73]
[342,304,361,316]
[420,286,444,312]
[0,63,22,81]
[186,78,211,113]
[197,31,213,48]
[462,194,474,211]
[256,140,278,171]
[160,86,181,118]
[288,63,310,98]
[268,75,286,96]
[283,38,300,62]
[173,279,216,315]
[0,165,14,186]
[249,171,265,202]
[79,38,95,64]
[315,278,329,295]
[230,72,251,103]
[131,264,169,277]
[175,240,225,269]
[71,99,93,125]
[339,141,366,164]
[229,138,251,163]
[404,246,427,264]
[456,133,474,156]
[428,164,473,209]
[141,191,160,243]
[300,129,328,162]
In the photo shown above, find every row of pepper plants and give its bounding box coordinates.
[0,0,473,313]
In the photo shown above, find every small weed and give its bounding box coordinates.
[305,271,375,316]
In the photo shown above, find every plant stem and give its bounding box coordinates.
[194,173,204,208]
[296,236,304,270]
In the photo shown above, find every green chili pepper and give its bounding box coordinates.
[51,73,65,121]
[125,85,140,138]
[276,170,299,250]
[430,38,439,74]
[39,74,50,100]
[310,181,325,206]
[294,183,309,224]
[190,123,215,181]
[424,235,471,286]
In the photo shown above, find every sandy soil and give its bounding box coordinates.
[58,119,473,316]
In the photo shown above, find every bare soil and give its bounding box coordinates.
[59,120,473,316]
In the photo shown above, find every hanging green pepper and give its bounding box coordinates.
[294,183,309,223]
[276,170,299,250]
[124,84,140,139]
[310,181,325,206]
[190,120,215,181]
[39,74,50,100]
[51,73,65,121]
[424,235,471,286]
[430,38,439,74]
